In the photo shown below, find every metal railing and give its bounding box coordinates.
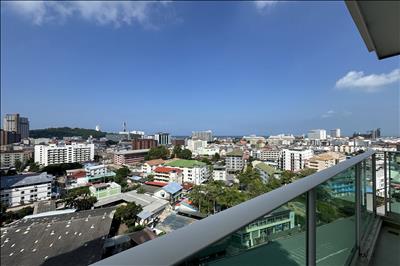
[93,150,395,266]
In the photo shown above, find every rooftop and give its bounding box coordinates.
[114,149,149,155]
[165,159,206,168]
[0,172,54,190]
[144,159,166,166]
[154,167,183,174]
[226,150,243,157]
[162,182,183,194]
[0,207,115,266]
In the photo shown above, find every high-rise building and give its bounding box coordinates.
[34,143,95,166]
[192,130,213,142]
[279,148,314,172]
[154,133,171,145]
[0,129,21,145]
[3,113,29,139]
[330,128,341,138]
[307,129,327,140]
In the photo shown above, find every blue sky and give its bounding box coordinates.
[1,1,399,136]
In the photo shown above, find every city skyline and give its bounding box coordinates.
[1,1,399,136]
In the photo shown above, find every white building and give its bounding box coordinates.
[195,147,220,156]
[330,128,341,138]
[192,130,213,142]
[154,132,171,145]
[1,172,53,207]
[187,139,208,152]
[153,167,183,184]
[308,129,327,140]
[255,148,281,162]
[164,159,210,185]
[34,143,95,166]
[267,134,295,146]
[243,135,266,146]
[279,148,314,172]
[225,150,244,172]
[212,165,228,182]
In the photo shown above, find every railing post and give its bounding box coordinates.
[355,163,361,252]
[372,153,377,215]
[307,189,316,266]
[388,152,392,213]
[384,152,387,215]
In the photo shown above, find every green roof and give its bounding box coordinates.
[254,162,280,176]
[226,150,243,157]
[165,159,206,168]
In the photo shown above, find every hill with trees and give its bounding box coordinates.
[29,127,107,139]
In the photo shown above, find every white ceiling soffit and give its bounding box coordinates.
[345,0,400,60]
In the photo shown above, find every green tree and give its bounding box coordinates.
[172,145,183,158]
[14,160,23,172]
[179,149,192,160]
[145,146,170,160]
[212,153,220,161]
[114,202,143,227]
[137,186,146,194]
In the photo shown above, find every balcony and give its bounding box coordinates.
[92,150,400,266]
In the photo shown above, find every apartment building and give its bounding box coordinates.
[306,151,346,172]
[279,148,314,172]
[113,149,149,165]
[153,167,183,184]
[212,165,228,182]
[164,159,210,185]
[34,143,95,166]
[255,148,281,162]
[0,172,53,207]
[187,139,207,152]
[141,159,166,174]
[225,150,244,172]
[308,129,327,140]
[0,149,33,168]
[330,128,341,138]
[132,139,158,150]
[192,130,213,142]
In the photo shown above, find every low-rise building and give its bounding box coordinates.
[154,182,183,203]
[255,148,281,162]
[225,150,244,172]
[141,159,166,174]
[164,159,210,185]
[113,149,149,165]
[232,207,295,249]
[1,172,54,207]
[89,182,121,200]
[307,152,346,172]
[0,149,33,168]
[252,161,281,183]
[153,167,183,184]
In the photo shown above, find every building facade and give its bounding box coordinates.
[3,113,29,139]
[225,150,244,172]
[0,149,33,168]
[132,139,158,150]
[34,143,95,166]
[0,172,53,207]
[279,148,314,172]
[153,167,183,184]
[308,129,327,140]
[330,128,341,138]
[154,133,171,145]
[164,159,210,185]
[307,152,346,172]
[113,149,149,165]
[192,130,213,142]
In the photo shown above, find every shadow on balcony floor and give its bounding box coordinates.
[369,225,400,266]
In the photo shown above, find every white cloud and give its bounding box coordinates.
[335,68,400,92]
[6,1,171,28]
[254,1,278,11]
[321,110,335,118]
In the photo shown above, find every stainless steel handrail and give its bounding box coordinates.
[93,150,375,266]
